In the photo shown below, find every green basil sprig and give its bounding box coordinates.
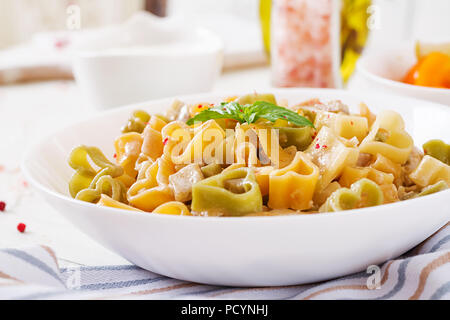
[186,101,314,128]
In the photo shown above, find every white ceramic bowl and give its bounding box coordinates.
[72,27,223,110]
[357,42,450,106]
[22,89,450,286]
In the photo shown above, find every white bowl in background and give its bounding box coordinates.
[72,14,223,110]
[22,89,450,286]
[357,42,450,106]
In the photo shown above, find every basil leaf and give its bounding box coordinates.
[251,101,315,128]
[186,98,315,128]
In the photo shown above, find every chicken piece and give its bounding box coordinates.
[357,153,373,167]
[295,99,350,115]
[397,185,419,200]
[165,99,184,121]
[169,164,204,202]
[165,99,191,122]
[401,147,424,186]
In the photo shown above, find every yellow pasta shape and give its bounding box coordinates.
[339,166,394,188]
[254,166,274,197]
[379,184,399,204]
[153,201,192,216]
[366,168,394,186]
[114,132,143,184]
[359,110,413,164]
[268,152,319,210]
[141,126,164,161]
[409,155,450,187]
[313,181,342,207]
[314,111,369,142]
[235,142,260,167]
[164,120,226,165]
[127,156,175,211]
[370,153,401,179]
[148,115,168,132]
[305,126,359,191]
[339,167,370,188]
[98,194,143,212]
[359,102,376,127]
[242,124,296,168]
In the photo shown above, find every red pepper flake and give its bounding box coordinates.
[17,223,26,233]
[198,104,203,109]
[0,201,5,212]
[113,153,117,159]
[424,150,427,155]
[322,145,328,149]
[240,109,244,112]
[315,143,320,149]
[283,116,287,119]
[22,180,29,188]
[54,39,69,50]
[163,137,169,145]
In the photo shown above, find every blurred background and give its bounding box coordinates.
[0,0,449,104]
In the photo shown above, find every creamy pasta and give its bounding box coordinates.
[67,93,450,216]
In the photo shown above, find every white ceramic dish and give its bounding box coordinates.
[357,42,450,106]
[72,14,223,109]
[22,89,450,286]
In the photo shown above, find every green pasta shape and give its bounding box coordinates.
[423,139,450,165]
[277,127,313,151]
[121,110,151,134]
[200,163,223,178]
[75,175,127,203]
[236,93,277,105]
[320,178,384,212]
[417,180,448,197]
[68,145,124,200]
[191,167,262,216]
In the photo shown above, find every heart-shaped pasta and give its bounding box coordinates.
[191,167,262,216]
[409,155,450,187]
[114,132,143,183]
[268,152,319,210]
[423,139,450,165]
[68,145,124,198]
[319,178,384,212]
[314,111,369,143]
[306,126,359,191]
[153,201,192,216]
[97,194,142,212]
[359,110,413,164]
[417,180,448,197]
[127,156,175,211]
[75,175,127,204]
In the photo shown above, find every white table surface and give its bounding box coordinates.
[0,66,274,267]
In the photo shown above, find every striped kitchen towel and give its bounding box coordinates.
[1,223,449,300]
